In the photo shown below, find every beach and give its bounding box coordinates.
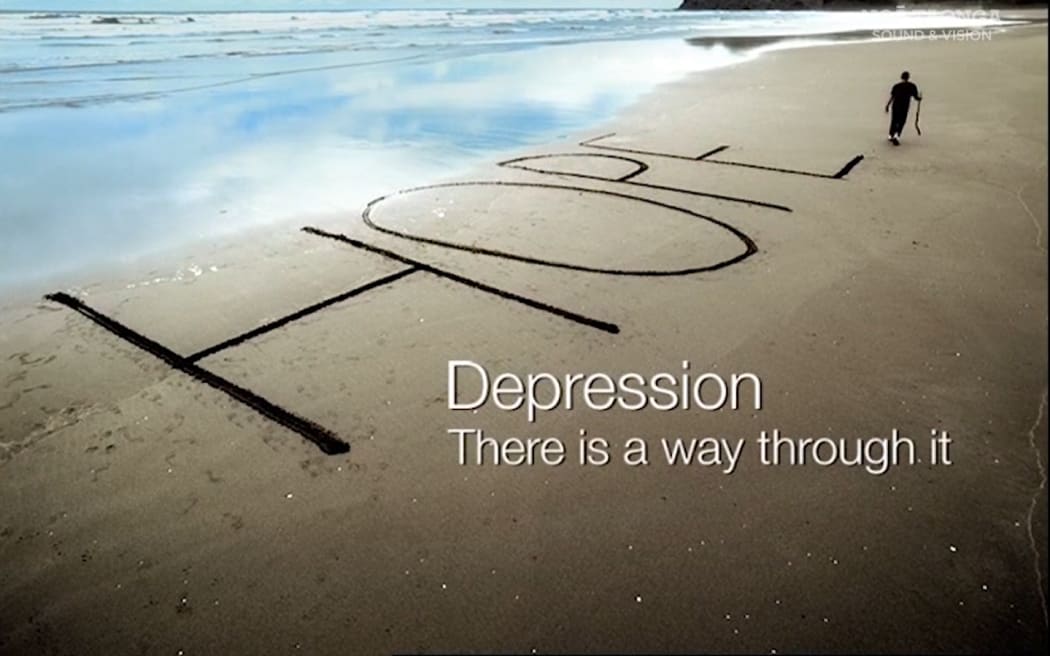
[1,15,1047,655]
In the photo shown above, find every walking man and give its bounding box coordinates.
[885,71,921,146]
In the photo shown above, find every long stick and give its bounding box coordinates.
[915,100,922,136]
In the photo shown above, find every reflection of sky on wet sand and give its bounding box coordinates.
[0,38,746,289]
[0,6,1010,289]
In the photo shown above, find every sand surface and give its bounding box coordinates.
[1,24,1047,654]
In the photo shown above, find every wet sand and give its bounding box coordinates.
[1,24,1047,655]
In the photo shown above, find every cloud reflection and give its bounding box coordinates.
[0,37,744,289]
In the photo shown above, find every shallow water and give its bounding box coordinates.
[0,7,1007,289]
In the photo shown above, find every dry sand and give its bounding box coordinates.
[1,23,1047,655]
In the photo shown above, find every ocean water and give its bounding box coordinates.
[0,6,1008,290]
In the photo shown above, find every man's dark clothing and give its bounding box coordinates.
[889,80,920,137]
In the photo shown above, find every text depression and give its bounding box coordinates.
[447,360,762,422]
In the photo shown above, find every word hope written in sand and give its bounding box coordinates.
[445,360,953,476]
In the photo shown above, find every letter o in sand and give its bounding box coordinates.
[362,181,757,276]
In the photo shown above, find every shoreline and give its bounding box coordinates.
[3,13,1044,309]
